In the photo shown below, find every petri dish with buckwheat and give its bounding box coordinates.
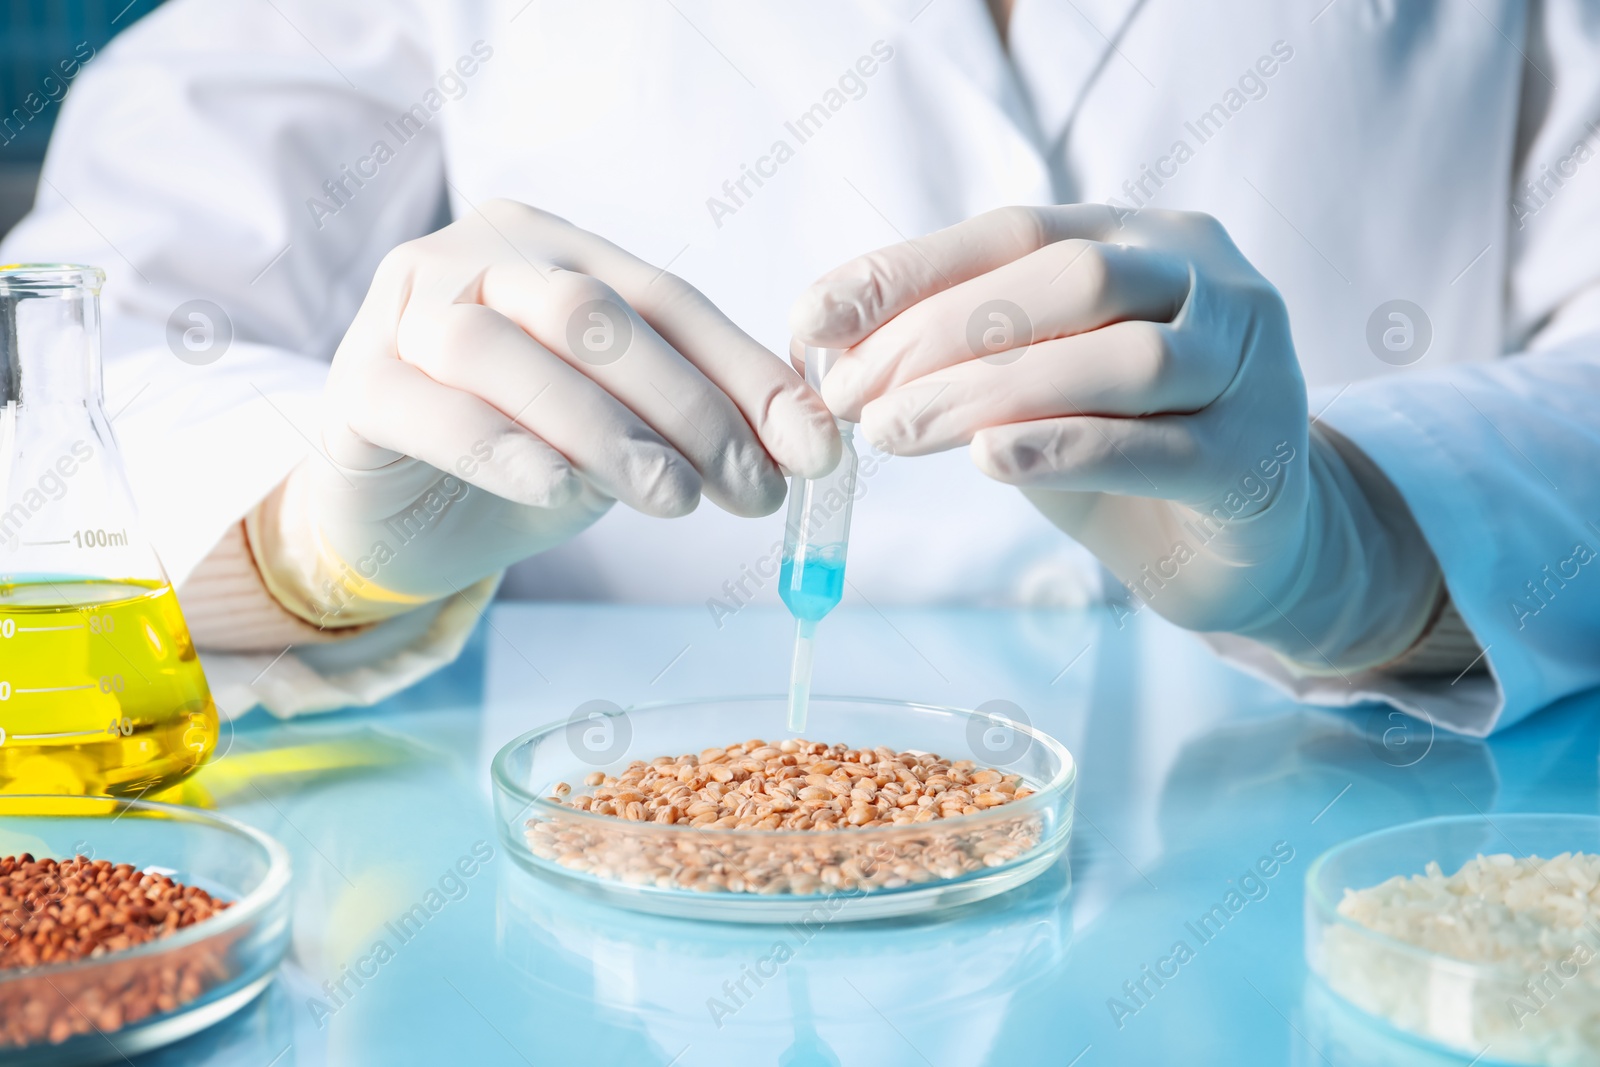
[0,795,291,1064]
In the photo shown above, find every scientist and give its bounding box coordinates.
[4,0,1597,736]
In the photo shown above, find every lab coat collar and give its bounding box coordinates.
[1008,0,1150,153]
[902,0,1040,138]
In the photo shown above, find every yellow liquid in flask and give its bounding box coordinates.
[0,579,218,796]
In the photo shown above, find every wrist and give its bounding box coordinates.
[1238,423,1443,675]
[179,519,368,650]
[245,462,433,629]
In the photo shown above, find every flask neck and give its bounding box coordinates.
[0,266,105,408]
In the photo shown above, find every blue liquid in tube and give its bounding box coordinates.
[781,347,858,735]
[778,548,846,622]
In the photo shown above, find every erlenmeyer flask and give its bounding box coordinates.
[0,264,217,795]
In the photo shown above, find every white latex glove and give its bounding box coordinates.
[791,205,1441,673]
[255,199,839,626]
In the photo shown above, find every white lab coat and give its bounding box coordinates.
[5,0,1598,735]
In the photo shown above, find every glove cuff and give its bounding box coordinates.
[179,519,370,650]
[1379,591,1489,678]
[245,463,435,628]
[1239,422,1445,676]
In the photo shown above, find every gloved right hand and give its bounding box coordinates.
[789,205,1441,673]
[250,200,841,627]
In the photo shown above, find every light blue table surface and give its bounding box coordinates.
[131,603,1600,1067]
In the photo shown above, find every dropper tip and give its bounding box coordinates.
[786,623,818,734]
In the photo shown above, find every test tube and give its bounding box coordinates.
[780,347,858,733]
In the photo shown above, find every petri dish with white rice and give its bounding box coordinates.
[1306,814,1600,1067]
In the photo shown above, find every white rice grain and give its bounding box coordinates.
[1324,853,1600,1066]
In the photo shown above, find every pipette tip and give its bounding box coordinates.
[786,619,818,733]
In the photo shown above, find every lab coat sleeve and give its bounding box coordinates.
[0,0,488,717]
[1204,1,1600,737]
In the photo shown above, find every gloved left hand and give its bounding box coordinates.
[790,205,1441,673]
[248,200,839,628]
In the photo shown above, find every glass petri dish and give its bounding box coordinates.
[1305,813,1600,1067]
[490,695,1076,922]
[0,796,291,1065]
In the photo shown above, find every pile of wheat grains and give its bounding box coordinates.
[526,738,1045,895]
